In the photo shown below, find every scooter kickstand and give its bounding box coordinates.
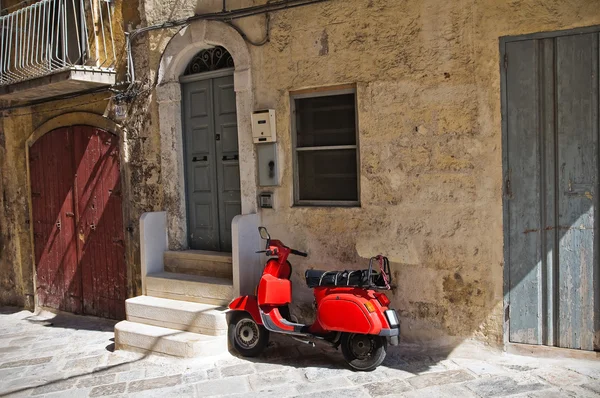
[291,336,315,347]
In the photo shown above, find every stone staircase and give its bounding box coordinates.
[115,250,233,358]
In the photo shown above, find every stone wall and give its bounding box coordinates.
[0,0,147,308]
[1,0,599,346]
[138,0,597,345]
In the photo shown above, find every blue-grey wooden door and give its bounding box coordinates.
[503,31,599,350]
[182,74,241,252]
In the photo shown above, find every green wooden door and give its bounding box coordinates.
[182,73,241,252]
[502,30,600,350]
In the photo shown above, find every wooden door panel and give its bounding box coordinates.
[74,126,126,319]
[213,75,241,252]
[555,33,599,350]
[30,128,80,314]
[183,80,220,251]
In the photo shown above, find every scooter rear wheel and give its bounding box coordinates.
[228,312,269,357]
[340,333,387,371]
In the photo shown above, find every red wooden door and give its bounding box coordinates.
[30,126,126,319]
[30,128,80,314]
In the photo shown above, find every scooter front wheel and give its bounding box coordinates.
[228,312,269,357]
[340,333,387,371]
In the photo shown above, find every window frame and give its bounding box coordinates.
[291,86,361,207]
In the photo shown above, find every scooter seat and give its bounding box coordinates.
[305,269,369,288]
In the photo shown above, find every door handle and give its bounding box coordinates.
[192,156,208,162]
[222,155,239,161]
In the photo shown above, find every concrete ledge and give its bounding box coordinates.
[164,250,233,279]
[126,296,228,336]
[146,272,233,306]
[505,342,600,360]
[114,320,226,358]
[0,68,116,101]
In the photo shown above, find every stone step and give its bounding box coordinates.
[164,250,233,279]
[146,271,233,306]
[114,320,226,358]
[125,295,228,336]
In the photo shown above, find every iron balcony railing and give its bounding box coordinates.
[0,0,116,86]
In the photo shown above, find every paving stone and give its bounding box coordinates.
[206,367,221,379]
[294,376,354,394]
[565,364,600,380]
[347,369,397,385]
[525,387,582,398]
[94,362,132,375]
[229,383,300,398]
[502,364,537,372]
[451,358,508,376]
[407,369,474,389]
[0,366,25,381]
[533,367,590,386]
[555,385,600,398]
[402,384,478,398]
[294,386,370,398]
[253,361,293,373]
[183,370,209,384]
[0,346,23,354]
[30,377,77,395]
[0,356,53,369]
[76,373,117,388]
[116,369,146,382]
[89,381,127,397]
[143,364,188,378]
[303,366,354,381]
[128,374,183,393]
[248,368,304,390]
[8,337,38,346]
[363,378,412,396]
[220,363,255,377]
[63,354,106,370]
[44,388,95,398]
[135,383,197,398]
[194,375,250,397]
[581,381,600,394]
[465,375,550,397]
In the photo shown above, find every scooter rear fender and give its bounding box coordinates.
[229,295,262,325]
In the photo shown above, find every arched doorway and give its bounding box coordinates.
[29,126,127,319]
[180,46,241,252]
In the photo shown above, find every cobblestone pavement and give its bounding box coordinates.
[1,308,600,398]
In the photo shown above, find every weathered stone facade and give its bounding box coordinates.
[1,0,599,346]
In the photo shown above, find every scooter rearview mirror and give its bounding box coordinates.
[258,226,270,241]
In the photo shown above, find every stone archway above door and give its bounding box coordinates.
[156,20,257,250]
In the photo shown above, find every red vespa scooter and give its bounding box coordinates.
[228,227,400,371]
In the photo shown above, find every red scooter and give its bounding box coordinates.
[228,227,400,371]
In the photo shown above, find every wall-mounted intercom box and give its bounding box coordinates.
[251,109,276,143]
[257,143,278,186]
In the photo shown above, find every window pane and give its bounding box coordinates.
[297,149,358,202]
[296,93,356,147]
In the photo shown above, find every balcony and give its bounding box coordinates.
[0,0,117,101]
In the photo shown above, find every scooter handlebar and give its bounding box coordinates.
[290,249,308,257]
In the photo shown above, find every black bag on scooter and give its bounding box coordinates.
[305,269,369,288]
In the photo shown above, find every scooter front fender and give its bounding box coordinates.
[229,295,262,325]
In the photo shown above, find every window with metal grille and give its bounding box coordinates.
[291,87,360,206]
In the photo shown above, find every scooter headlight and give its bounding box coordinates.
[385,309,399,327]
